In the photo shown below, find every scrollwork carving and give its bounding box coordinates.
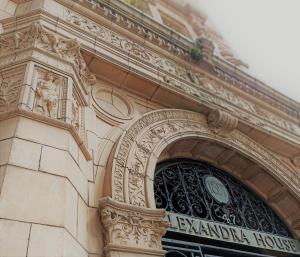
[207,109,238,135]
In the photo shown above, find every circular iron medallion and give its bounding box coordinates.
[204,176,230,204]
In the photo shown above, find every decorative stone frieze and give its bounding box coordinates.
[108,109,300,208]
[196,37,215,64]
[67,0,188,58]
[0,22,96,87]
[99,197,168,256]
[200,78,300,136]
[62,8,300,140]
[207,109,238,135]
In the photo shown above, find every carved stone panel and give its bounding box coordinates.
[0,66,25,113]
[32,68,67,120]
[0,22,96,87]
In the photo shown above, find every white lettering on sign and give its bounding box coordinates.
[166,213,300,254]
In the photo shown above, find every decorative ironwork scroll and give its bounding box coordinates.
[154,159,291,237]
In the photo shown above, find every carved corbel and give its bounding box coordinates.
[207,109,238,135]
[99,197,169,257]
[292,156,300,168]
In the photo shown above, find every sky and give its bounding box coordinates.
[193,0,300,102]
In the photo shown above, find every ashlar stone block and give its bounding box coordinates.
[28,224,88,257]
[8,138,42,170]
[0,138,12,165]
[0,219,30,257]
[40,145,88,201]
[0,166,78,236]
[0,117,18,140]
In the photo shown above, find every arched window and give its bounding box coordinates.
[154,159,300,257]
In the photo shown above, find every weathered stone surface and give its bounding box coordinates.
[0,166,78,236]
[27,224,88,257]
[0,138,12,165]
[9,138,42,170]
[0,219,30,257]
[40,145,88,201]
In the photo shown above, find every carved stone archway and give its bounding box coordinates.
[108,109,300,207]
[99,109,300,257]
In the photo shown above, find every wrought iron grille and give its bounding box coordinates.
[154,159,291,237]
[162,238,279,257]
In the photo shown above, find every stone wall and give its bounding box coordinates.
[0,1,300,257]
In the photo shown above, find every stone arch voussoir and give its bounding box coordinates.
[109,109,300,217]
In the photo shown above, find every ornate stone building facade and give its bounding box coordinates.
[0,0,300,257]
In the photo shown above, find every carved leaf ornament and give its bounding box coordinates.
[0,22,96,87]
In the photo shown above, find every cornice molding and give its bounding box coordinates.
[0,108,92,160]
[1,5,300,146]
[59,0,300,118]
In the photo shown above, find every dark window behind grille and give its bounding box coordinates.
[154,159,291,237]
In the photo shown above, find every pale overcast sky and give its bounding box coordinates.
[194,0,300,102]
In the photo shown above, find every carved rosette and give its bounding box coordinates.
[207,109,238,135]
[99,197,168,256]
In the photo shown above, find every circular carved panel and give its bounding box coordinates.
[92,87,134,124]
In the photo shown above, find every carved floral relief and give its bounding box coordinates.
[0,22,96,87]
[71,90,85,139]
[64,10,300,138]
[100,198,169,251]
[71,94,80,131]
[0,66,25,113]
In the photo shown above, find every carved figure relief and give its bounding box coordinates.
[33,69,67,119]
[0,66,25,113]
